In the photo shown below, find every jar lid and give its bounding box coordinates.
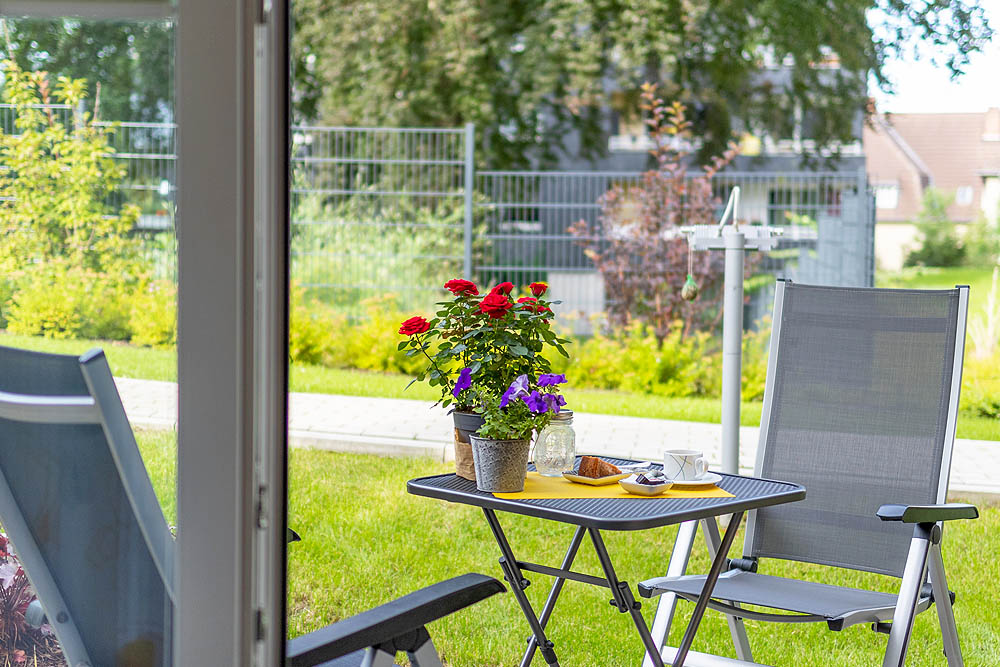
[551,410,574,421]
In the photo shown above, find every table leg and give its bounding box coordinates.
[482,508,560,666]
[701,516,753,661]
[644,520,699,667]
[521,526,587,667]
[672,511,746,667]
[587,528,665,667]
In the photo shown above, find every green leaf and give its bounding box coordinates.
[510,345,529,356]
[397,341,409,351]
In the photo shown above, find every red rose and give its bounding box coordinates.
[490,281,515,296]
[444,278,478,295]
[529,282,548,297]
[398,316,430,336]
[479,292,513,319]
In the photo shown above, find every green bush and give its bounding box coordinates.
[904,188,966,268]
[0,60,149,341]
[5,263,133,340]
[130,280,177,348]
[962,356,1000,419]
[289,285,341,366]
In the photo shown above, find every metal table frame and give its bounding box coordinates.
[407,459,805,666]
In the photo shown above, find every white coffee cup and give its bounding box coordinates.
[663,449,708,481]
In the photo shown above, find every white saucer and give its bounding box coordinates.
[667,472,722,487]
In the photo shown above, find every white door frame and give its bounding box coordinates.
[0,1,291,664]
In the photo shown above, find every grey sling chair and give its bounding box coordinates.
[0,345,504,667]
[638,281,979,667]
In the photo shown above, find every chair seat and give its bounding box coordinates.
[644,569,931,623]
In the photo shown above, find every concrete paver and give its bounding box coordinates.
[113,377,999,497]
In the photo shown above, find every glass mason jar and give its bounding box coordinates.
[533,410,576,477]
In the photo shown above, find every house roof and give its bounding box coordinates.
[864,108,1000,222]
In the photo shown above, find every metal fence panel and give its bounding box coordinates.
[1,107,875,324]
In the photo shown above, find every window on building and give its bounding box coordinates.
[875,183,900,210]
[956,185,974,206]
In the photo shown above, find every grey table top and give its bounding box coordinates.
[407,456,805,531]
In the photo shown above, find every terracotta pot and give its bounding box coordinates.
[452,411,485,482]
[469,435,531,493]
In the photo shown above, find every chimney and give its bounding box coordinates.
[985,107,1000,141]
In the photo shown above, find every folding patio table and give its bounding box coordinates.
[407,457,805,667]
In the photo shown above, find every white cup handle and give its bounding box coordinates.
[695,458,707,478]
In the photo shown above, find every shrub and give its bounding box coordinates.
[568,85,747,341]
[904,188,965,268]
[0,60,148,341]
[5,263,133,340]
[130,280,177,348]
[962,355,1000,419]
[289,285,342,366]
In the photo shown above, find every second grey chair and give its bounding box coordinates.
[640,281,978,667]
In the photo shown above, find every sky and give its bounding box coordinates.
[871,1,1000,113]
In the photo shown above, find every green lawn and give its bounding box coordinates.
[876,266,995,314]
[5,330,998,441]
[135,433,1000,666]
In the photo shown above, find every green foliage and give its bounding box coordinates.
[289,286,427,376]
[550,317,772,400]
[0,18,173,123]
[0,60,151,341]
[904,188,966,268]
[963,217,1000,268]
[292,0,991,167]
[291,191,487,315]
[6,263,133,340]
[129,280,177,348]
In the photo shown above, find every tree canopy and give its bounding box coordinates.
[0,18,172,123]
[292,0,993,168]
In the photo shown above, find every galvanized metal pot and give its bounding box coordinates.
[469,435,531,493]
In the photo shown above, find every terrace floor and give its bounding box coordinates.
[116,377,1000,497]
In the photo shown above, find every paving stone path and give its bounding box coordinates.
[115,377,999,497]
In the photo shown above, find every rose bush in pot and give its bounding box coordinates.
[398,279,569,480]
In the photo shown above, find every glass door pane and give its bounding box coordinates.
[0,13,177,667]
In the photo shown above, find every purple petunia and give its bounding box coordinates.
[453,367,473,398]
[537,373,568,387]
[501,374,531,408]
[542,393,567,413]
[522,390,548,414]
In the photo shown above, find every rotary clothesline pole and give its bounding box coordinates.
[679,187,781,475]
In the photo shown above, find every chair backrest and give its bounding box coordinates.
[744,282,967,577]
[0,345,174,666]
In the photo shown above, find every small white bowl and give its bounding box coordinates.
[619,474,673,496]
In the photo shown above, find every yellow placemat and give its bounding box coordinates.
[494,472,734,500]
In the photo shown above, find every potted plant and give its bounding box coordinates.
[398,279,569,481]
[461,372,568,492]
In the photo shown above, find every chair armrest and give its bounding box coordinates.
[877,503,979,523]
[286,573,505,666]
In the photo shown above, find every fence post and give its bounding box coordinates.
[464,122,475,279]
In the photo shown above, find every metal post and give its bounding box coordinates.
[721,226,745,475]
[463,122,475,279]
